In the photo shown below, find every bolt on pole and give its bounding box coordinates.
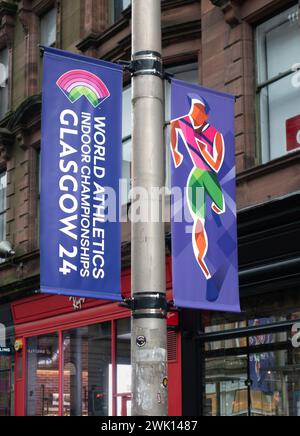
[131,0,168,416]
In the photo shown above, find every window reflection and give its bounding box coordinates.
[63,323,111,416]
[116,318,131,416]
[26,334,59,416]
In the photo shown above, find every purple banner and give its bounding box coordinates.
[170,79,240,312]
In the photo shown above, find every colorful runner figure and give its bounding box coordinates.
[170,94,226,284]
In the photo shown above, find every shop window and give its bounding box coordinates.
[109,0,131,25]
[256,4,300,163]
[0,48,9,120]
[40,8,57,48]
[26,334,59,416]
[0,355,13,416]
[63,323,111,416]
[0,171,7,243]
[115,318,131,416]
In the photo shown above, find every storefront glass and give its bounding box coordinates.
[63,322,111,416]
[116,318,131,416]
[0,304,15,416]
[0,356,14,416]
[24,319,133,417]
[26,334,59,416]
[203,313,300,416]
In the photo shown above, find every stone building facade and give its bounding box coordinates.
[0,0,299,417]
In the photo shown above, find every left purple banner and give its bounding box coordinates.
[40,47,122,300]
[170,79,240,312]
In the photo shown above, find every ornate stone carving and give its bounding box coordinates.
[18,0,32,35]
[210,0,243,28]
[0,127,13,160]
[0,1,18,48]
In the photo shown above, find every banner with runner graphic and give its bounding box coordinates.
[170,79,240,312]
[40,47,122,300]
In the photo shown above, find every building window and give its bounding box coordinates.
[256,4,300,163]
[40,8,57,47]
[0,48,9,120]
[121,86,132,206]
[0,171,7,243]
[110,0,131,25]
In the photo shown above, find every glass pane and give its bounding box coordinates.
[0,172,7,242]
[266,8,300,79]
[26,334,59,416]
[112,0,131,23]
[267,75,300,160]
[122,86,131,139]
[122,139,132,205]
[40,9,56,47]
[165,64,198,122]
[0,356,13,416]
[0,172,7,212]
[256,5,300,162]
[249,349,300,416]
[205,355,248,416]
[116,318,131,417]
[248,317,287,345]
[63,323,111,416]
[0,48,8,119]
[0,214,4,243]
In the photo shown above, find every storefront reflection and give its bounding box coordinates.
[204,332,300,416]
[26,334,59,416]
[63,323,111,416]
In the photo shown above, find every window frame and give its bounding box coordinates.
[0,170,7,243]
[0,47,10,121]
[109,0,131,26]
[255,4,300,164]
[39,7,57,49]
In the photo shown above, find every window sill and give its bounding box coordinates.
[237,149,300,184]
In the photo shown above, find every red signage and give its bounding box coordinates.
[167,311,179,328]
[286,115,300,152]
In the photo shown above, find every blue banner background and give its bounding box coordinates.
[171,79,240,312]
[41,48,122,300]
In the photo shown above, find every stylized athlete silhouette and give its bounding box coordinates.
[171,94,226,281]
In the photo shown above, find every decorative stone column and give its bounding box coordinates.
[210,0,243,28]
[19,0,40,97]
[78,0,109,55]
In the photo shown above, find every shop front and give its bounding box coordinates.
[202,310,300,416]
[5,194,300,417]
[0,303,15,416]
[10,264,182,417]
[180,193,300,417]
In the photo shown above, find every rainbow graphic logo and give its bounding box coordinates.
[56,69,110,108]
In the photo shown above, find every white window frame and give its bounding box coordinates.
[40,7,57,48]
[256,4,300,163]
[0,171,7,243]
[0,48,9,120]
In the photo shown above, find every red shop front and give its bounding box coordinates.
[11,261,182,416]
